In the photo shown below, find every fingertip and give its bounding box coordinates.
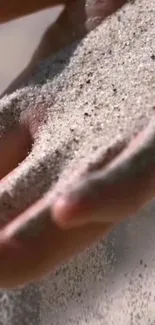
[52,196,88,229]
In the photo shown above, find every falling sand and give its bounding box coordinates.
[0,0,155,324]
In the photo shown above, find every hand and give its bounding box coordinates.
[0,104,155,289]
[0,100,111,287]
[0,101,112,289]
[0,0,137,289]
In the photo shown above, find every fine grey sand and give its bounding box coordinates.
[0,0,155,324]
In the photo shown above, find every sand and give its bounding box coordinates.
[0,0,155,323]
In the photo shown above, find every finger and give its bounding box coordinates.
[0,195,112,288]
[0,0,129,23]
[52,121,155,228]
[0,125,31,180]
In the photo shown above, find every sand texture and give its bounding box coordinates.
[0,0,155,323]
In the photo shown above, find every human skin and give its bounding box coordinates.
[0,0,128,23]
[53,122,155,228]
[1,0,155,289]
[1,116,155,288]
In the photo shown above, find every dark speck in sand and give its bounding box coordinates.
[84,112,90,117]
[151,54,155,60]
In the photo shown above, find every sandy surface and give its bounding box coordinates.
[0,0,155,323]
